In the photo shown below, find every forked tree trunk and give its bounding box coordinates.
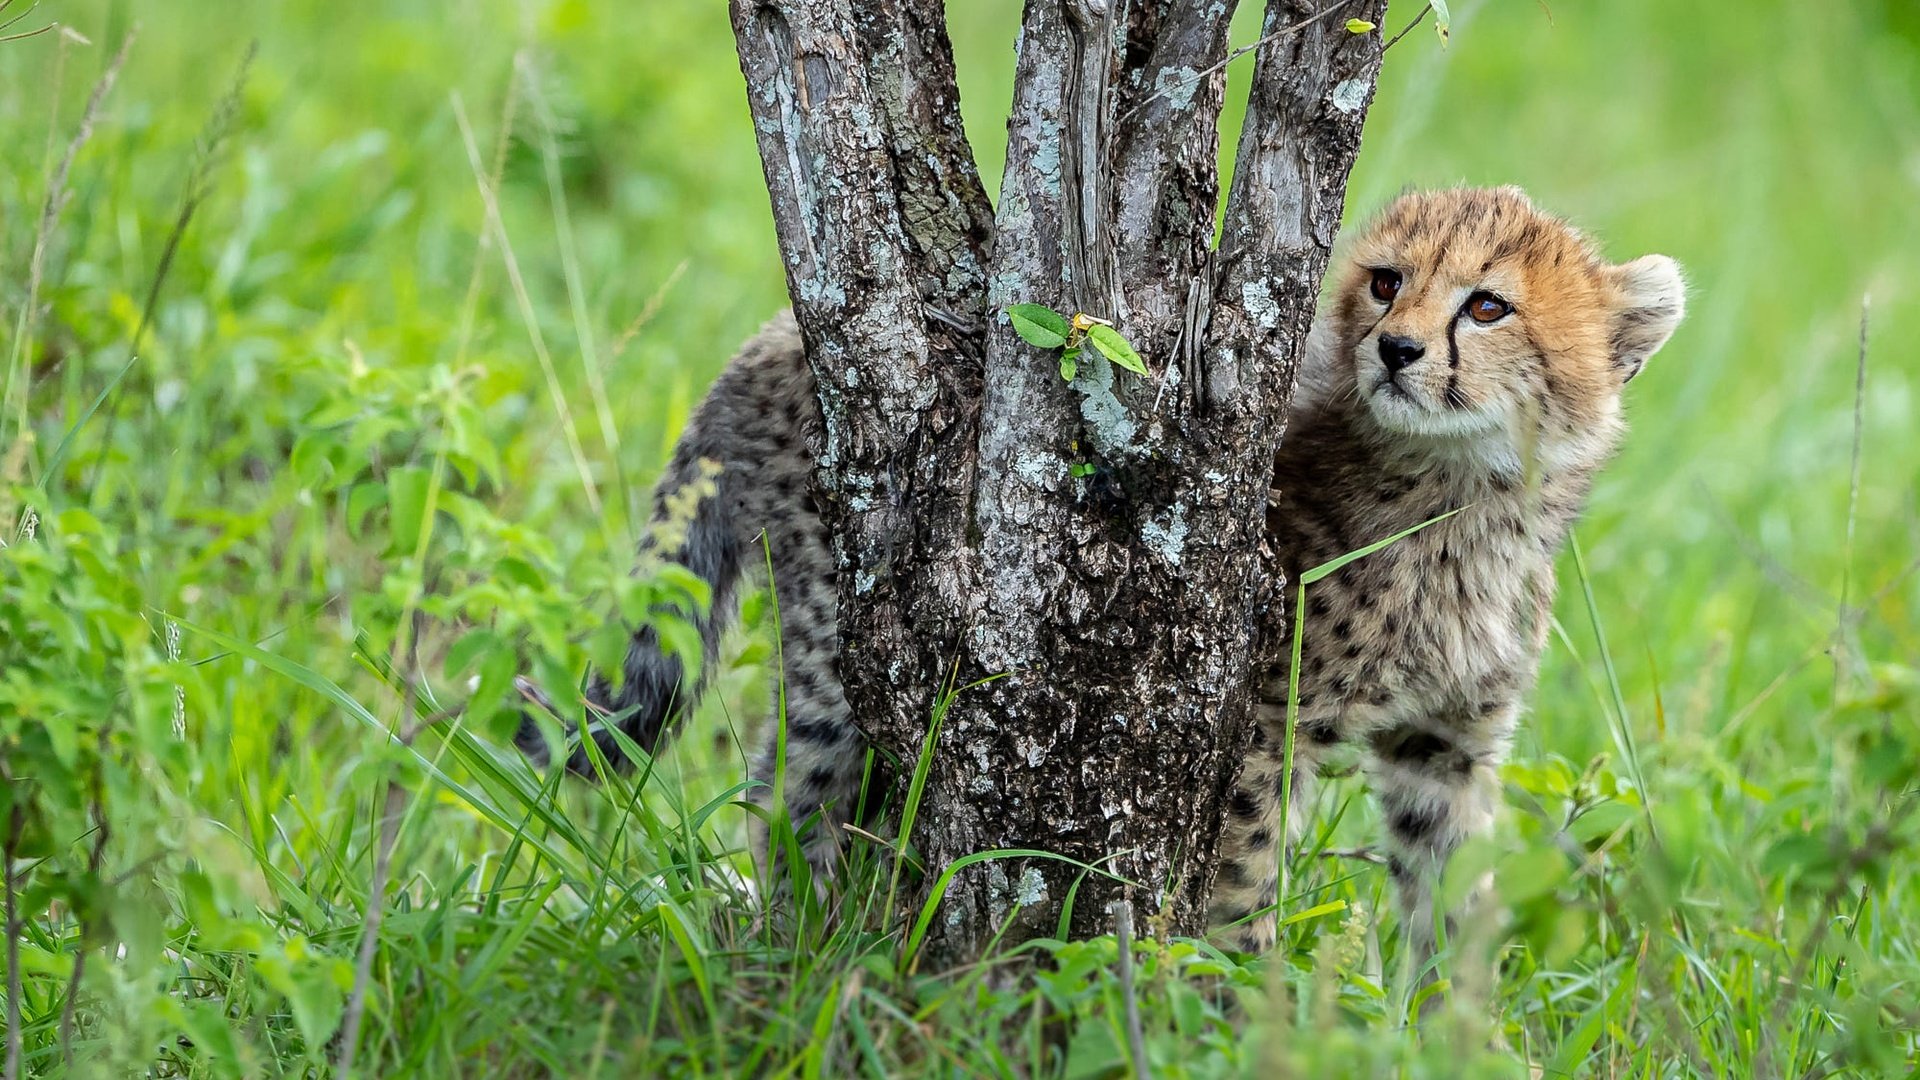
[731,0,1386,965]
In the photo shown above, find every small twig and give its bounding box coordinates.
[1111,893,1150,1080]
[334,779,405,1080]
[0,0,45,35]
[334,686,451,1079]
[1382,3,1433,52]
[1694,481,1832,611]
[1116,0,1360,127]
[0,0,54,44]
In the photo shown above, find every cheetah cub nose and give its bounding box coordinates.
[1378,333,1426,373]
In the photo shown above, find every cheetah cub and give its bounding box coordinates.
[513,187,1684,957]
[1208,186,1685,954]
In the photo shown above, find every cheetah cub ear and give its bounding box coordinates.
[1606,254,1687,383]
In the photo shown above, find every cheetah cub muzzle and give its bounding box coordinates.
[1208,186,1685,957]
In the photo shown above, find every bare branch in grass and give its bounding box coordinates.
[334,777,407,1080]
[1111,893,1149,1080]
[334,690,453,1079]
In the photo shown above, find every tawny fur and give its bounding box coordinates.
[519,186,1686,952]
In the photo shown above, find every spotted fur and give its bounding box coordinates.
[1209,186,1686,954]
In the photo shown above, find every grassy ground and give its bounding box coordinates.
[2,0,1917,1074]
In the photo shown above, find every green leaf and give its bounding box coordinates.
[283,964,344,1053]
[1431,0,1451,45]
[1278,899,1347,927]
[345,482,386,539]
[1007,303,1070,349]
[1058,345,1080,382]
[1345,18,1375,33]
[386,465,431,552]
[445,628,500,676]
[1085,324,1147,376]
[494,555,545,591]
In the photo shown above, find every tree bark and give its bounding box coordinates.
[732,0,1386,966]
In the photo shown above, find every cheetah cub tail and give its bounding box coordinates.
[514,312,818,777]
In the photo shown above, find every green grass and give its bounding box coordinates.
[3,0,1918,1074]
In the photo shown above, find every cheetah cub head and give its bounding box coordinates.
[1322,186,1685,472]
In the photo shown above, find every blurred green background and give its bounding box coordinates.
[3,0,1917,1073]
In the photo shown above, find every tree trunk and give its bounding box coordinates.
[731,0,1386,966]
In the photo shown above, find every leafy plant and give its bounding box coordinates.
[1006,303,1147,383]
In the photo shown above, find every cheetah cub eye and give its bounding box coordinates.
[1369,267,1402,303]
[1463,292,1511,324]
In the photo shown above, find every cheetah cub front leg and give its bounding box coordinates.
[1367,709,1515,973]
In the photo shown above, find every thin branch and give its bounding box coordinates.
[605,260,687,368]
[0,21,53,45]
[1694,481,1833,612]
[0,0,44,34]
[1118,0,1360,127]
[334,780,405,1080]
[334,691,451,1078]
[1382,2,1432,52]
[1111,894,1149,1080]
